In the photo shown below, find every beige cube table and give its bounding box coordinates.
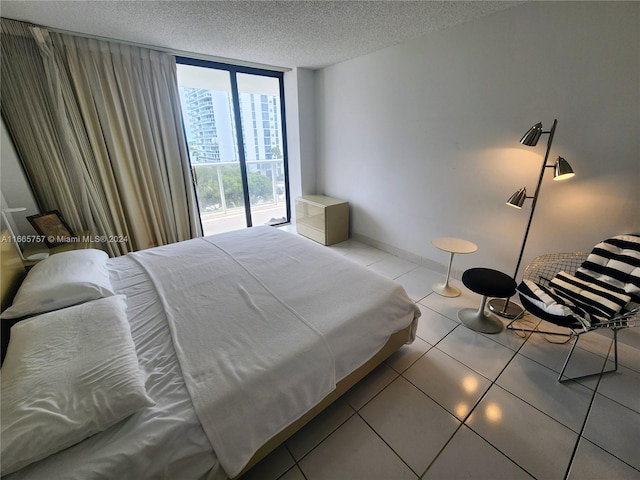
[295,195,349,246]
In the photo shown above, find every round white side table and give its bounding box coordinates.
[431,237,478,297]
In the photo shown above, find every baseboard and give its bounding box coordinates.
[350,232,464,280]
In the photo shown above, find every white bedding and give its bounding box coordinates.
[1,295,154,476]
[6,227,419,480]
[131,233,337,477]
[208,227,419,382]
[6,256,218,480]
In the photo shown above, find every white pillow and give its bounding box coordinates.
[1,249,114,319]
[0,295,154,476]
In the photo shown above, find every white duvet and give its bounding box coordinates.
[131,232,336,477]
[131,226,419,477]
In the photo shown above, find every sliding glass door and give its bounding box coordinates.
[176,60,289,235]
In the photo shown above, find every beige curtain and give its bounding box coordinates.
[0,19,89,235]
[1,19,201,255]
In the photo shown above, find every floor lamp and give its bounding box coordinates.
[488,119,575,319]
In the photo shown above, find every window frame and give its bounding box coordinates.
[176,57,291,228]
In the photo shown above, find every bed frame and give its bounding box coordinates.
[0,230,413,478]
[1,230,27,362]
[236,324,412,477]
[1,230,26,309]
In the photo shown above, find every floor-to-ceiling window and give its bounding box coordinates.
[176,59,290,235]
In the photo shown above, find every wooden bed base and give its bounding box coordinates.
[1,230,27,311]
[235,323,413,478]
[1,230,27,362]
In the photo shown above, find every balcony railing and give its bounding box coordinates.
[192,159,287,235]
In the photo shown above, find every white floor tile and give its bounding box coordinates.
[496,353,594,432]
[620,327,640,350]
[367,255,419,279]
[342,362,398,410]
[385,336,431,373]
[568,438,640,479]
[394,267,443,302]
[419,285,480,322]
[278,466,306,480]
[503,312,541,336]
[239,444,294,480]
[593,365,640,413]
[339,243,392,266]
[618,326,640,350]
[286,397,355,461]
[436,325,516,380]
[325,239,363,255]
[466,385,578,479]
[573,328,615,357]
[298,415,417,480]
[517,330,613,385]
[423,425,534,479]
[614,337,640,373]
[582,393,640,470]
[277,224,297,234]
[414,304,458,346]
[524,319,617,362]
[481,313,538,351]
[359,376,460,475]
[404,347,491,420]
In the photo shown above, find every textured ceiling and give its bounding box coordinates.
[1,1,520,70]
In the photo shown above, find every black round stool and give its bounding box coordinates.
[458,268,516,334]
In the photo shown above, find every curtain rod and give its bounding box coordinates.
[9,18,292,73]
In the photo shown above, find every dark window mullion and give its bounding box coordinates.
[229,71,252,228]
[278,75,291,224]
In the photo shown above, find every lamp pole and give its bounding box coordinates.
[488,119,558,319]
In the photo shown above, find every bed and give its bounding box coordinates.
[0,226,420,479]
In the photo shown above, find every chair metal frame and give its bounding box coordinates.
[507,252,639,383]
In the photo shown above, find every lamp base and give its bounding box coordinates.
[488,298,524,320]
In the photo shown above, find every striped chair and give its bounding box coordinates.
[511,234,639,382]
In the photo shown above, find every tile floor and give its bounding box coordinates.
[240,237,640,480]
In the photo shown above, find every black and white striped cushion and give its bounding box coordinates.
[517,279,591,328]
[518,280,573,315]
[576,234,640,305]
[550,271,631,321]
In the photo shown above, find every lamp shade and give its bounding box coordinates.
[553,157,575,180]
[506,187,527,208]
[520,123,543,146]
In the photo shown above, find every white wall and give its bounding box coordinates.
[0,117,40,236]
[285,67,317,222]
[315,1,639,277]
